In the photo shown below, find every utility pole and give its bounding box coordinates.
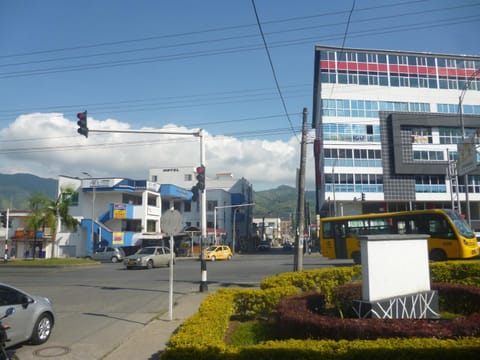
[294,108,308,271]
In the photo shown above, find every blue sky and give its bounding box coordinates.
[0,0,479,190]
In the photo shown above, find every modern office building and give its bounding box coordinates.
[312,46,480,229]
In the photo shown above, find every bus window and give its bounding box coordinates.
[322,221,332,239]
[427,216,454,239]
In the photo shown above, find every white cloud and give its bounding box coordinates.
[0,113,316,191]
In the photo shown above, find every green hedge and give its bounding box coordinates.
[260,266,362,303]
[167,289,235,349]
[161,262,480,359]
[233,285,300,320]
[430,260,480,286]
[233,337,480,360]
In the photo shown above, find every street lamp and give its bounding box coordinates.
[82,172,96,250]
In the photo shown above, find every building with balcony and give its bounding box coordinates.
[55,175,191,258]
[312,45,480,229]
[149,167,255,252]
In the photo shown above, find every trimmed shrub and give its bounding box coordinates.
[430,261,480,286]
[260,266,361,303]
[162,261,480,359]
[274,283,480,341]
[433,282,480,314]
[233,286,299,320]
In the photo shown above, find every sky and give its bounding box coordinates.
[0,0,479,191]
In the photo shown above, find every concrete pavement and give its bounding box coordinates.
[102,288,211,360]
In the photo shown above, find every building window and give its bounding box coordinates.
[415,176,447,193]
[207,200,218,212]
[184,174,192,181]
[152,175,158,182]
[184,201,191,213]
[411,127,432,144]
[413,150,444,161]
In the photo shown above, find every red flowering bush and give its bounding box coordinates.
[274,283,480,340]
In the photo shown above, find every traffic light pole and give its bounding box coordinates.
[199,130,208,292]
[83,126,208,292]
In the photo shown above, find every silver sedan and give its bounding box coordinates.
[0,283,55,348]
[124,246,175,269]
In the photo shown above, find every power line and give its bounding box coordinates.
[0,0,432,61]
[0,5,476,79]
[2,1,463,71]
[251,0,299,141]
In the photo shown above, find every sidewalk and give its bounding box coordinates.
[102,289,211,360]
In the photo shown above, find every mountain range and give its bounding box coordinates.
[0,173,315,219]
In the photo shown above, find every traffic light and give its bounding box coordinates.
[0,211,6,228]
[77,111,88,138]
[191,184,199,202]
[361,192,366,201]
[196,165,205,191]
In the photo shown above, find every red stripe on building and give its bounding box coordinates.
[320,60,475,79]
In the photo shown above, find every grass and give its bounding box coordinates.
[227,320,276,346]
[0,258,98,266]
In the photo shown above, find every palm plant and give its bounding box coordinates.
[43,187,79,258]
[25,194,46,259]
[27,187,79,258]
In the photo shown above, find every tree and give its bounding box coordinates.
[44,187,79,258]
[26,187,78,258]
[25,193,47,259]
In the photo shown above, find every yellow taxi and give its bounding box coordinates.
[204,245,233,261]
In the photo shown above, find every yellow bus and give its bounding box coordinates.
[320,209,480,264]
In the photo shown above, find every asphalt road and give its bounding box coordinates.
[2,250,353,359]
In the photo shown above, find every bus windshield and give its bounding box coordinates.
[445,210,475,238]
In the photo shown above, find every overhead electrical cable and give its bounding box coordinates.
[0,0,432,60]
[251,0,299,141]
[0,13,477,80]
[1,1,471,70]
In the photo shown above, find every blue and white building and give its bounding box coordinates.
[56,175,191,258]
[53,168,254,258]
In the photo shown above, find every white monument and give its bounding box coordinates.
[353,234,439,319]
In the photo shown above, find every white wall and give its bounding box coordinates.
[361,234,431,302]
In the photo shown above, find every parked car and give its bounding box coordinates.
[282,242,293,251]
[204,245,233,261]
[0,283,55,348]
[85,246,125,263]
[124,246,175,269]
[257,241,271,251]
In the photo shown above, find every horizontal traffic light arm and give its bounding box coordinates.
[86,129,202,136]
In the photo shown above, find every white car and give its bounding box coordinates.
[124,246,175,269]
[0,283,55,348]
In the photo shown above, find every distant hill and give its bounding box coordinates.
[0,173,57,209]
[0,174,314,219]
[253,185,316,220]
